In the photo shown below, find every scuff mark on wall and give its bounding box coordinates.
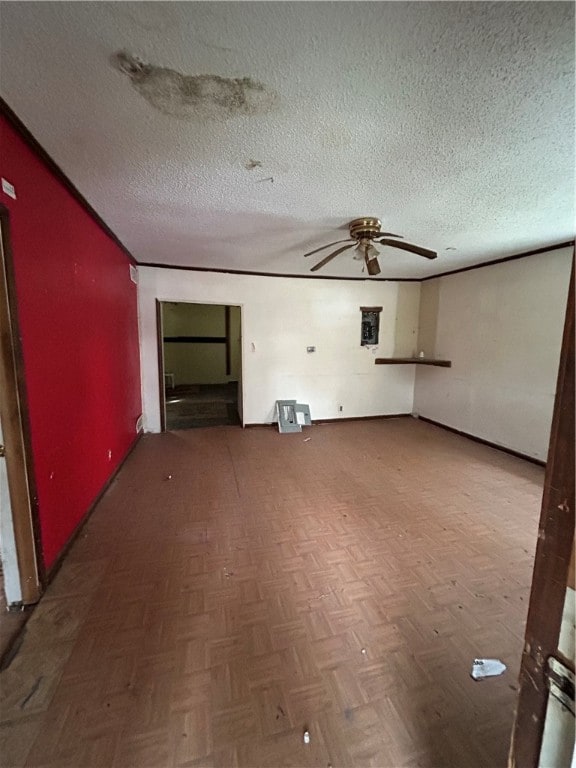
[111,51,278,120]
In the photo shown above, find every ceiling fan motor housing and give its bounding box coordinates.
[349,217,382,241]
[305,217,435,273]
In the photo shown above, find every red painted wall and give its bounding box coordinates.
[0,116,142,569]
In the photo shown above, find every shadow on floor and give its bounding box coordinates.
[165,382,240,430]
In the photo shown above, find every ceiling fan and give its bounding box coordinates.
[304,217,437,275]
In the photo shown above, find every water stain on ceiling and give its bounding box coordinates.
[111,51,277,120]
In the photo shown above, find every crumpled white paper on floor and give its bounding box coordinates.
[471,658,507,680]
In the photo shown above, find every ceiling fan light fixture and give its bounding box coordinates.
[365,242,379,260]
[354,239,379,261]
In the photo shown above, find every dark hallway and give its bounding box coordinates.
[165,382,240,430]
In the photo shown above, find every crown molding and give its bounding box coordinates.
[420,241,574,281]
[2,99,570,282]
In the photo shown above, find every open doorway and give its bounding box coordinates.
[157,301,243,431]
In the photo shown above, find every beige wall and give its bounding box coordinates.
[140,249,571,441]
[413,247,573,461]
[162,302,241,385]
[139,269,421,430]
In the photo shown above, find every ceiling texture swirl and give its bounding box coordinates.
[1,1,574,278]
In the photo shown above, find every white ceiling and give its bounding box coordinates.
[1,2,574,278]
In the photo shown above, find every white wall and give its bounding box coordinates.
[413,247,572,461]
[138,268,421,430]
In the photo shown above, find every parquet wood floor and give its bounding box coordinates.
[0,418,544,767]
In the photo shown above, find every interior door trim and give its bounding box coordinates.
[156,300,166,432]
[0,205,44,602]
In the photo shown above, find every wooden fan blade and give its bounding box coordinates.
[310,243,355,272]
[366,255,381,276]
[304,239,353,257]
[378,238,437,260]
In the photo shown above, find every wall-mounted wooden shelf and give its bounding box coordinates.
[375,358,452,368]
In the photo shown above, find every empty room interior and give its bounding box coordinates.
[0,2,574,767]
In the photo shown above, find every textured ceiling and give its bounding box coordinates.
[1,2,574,278]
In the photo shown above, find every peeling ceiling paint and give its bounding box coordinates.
[110,51,278,120]
[0,1,573,278]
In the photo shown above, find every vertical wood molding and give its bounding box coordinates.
[225,305,231,377]
[510,254,575,767]
[156,300,166,432]
[0,206,44,600]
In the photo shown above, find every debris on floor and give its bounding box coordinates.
[307,587,338,604]
[303,437,311,442]
[471,658,507,680]
[276,400,312,433]
[165,474,172,480]
[361,648,367,655]
[303,729,310,744]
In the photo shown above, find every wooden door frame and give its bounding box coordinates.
[0,205,44,603]
[156,300,167,432]
[510,254,575,766]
